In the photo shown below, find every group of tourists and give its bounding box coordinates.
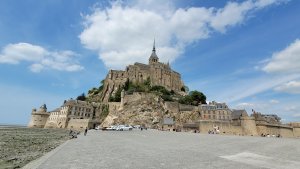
[69,130,80,139]
[208,126,220,134]
[68,127,88,138]
[261,133,281,138]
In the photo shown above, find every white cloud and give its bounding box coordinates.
[210,1,254,33]
[0,43,46,64]
[293,113,300,117]
[0,43,84,72]
[235,102,254,109]
[269,99,279,104]
[235,102,270,111]
[80,0,283,69]
[217,73,300,103]
[274,81,300,94]
[285,106,298,112]
[255,0,288,8]
[225,38,300,100]
[262,39,300,74]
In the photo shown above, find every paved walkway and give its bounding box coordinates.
[23,130,300,169]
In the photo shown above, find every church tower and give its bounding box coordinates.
[149,39,159,65]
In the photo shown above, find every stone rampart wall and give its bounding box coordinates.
[198,120,243,135]
[124,92,143,103]
[67,119,92,131]
[293,127,300,138]
[179,104,195,111]
[256,125,294,137]
[28,114,49,128]
[44,120,59,128]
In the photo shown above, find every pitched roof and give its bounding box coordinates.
[232,109,248,119]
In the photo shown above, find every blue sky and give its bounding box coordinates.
[0,0,300,125]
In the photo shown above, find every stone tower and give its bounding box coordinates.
[149,39,159,65]
[240,116,258,136]
[28,104,50,128]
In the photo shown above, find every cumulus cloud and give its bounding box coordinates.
[0,43,84,72]
[293,113,300,117]
[285,106,298,112]
[0,43,45,64]
[80,0,283,69]
[235,102,255,109]
[262,39,300,74]
[274,81,300,94]
[269,99,279,104]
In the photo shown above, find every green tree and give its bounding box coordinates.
[161,95,173,101]
[178,90,206,105]
[189,90,207,105]
[109,87,123,102]
[76,93,86,101]
[178,95,193,105]
[143,77,151,90]
[150,85,170,95]
[124,79,130,91]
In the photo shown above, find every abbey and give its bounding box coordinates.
[100,41,184,102]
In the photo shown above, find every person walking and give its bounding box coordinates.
[84,127,88,136]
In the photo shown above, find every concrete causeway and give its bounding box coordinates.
[23,130,300,169]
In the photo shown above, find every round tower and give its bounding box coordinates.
[240,116,258,136]
[28,104,50,128]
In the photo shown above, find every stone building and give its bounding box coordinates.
[100,42,185,102]
[198,101,232,121]
[29,99,108,130]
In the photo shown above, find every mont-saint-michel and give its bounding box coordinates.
[28,43,300,138]
[1,0,300,169]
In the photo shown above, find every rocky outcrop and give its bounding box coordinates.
[101,92,203,128]
[101,93,165,128]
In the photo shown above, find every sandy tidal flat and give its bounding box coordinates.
[0,126,69,169]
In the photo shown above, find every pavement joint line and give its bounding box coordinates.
[22,139,71,169]
[220,151,300,169]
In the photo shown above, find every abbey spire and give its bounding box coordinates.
[149,39,159,64]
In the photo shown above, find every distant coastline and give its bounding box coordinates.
[0,124,26,128]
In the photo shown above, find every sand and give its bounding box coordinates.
[0,126,70,169]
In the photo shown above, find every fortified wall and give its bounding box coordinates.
[136,95,299,137]
[28,100,110,131]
